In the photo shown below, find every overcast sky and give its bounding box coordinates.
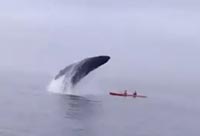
[0,0,200,90]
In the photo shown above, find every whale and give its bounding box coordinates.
[54,55,110,87]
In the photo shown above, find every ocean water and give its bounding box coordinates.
[0,71,199,136]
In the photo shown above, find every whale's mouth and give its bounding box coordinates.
[47,55,110,94]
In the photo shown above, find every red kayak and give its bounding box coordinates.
[109,92,147,98]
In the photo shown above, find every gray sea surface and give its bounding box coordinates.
[0,71,199,136]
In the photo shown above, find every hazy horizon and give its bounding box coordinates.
[0,0,200,91]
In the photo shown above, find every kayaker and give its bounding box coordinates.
[124,90,127,96]
[133,91,137,97]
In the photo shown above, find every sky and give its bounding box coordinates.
[0,0,200,90]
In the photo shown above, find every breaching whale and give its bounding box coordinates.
[54,55,110,88]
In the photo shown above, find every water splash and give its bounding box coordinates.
[47,75,73,94]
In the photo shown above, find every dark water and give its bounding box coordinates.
[0,74,200,136]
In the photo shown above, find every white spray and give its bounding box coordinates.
[47,64,77,94]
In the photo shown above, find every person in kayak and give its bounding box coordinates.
[124,90,127,96]
[133,91,137,97]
